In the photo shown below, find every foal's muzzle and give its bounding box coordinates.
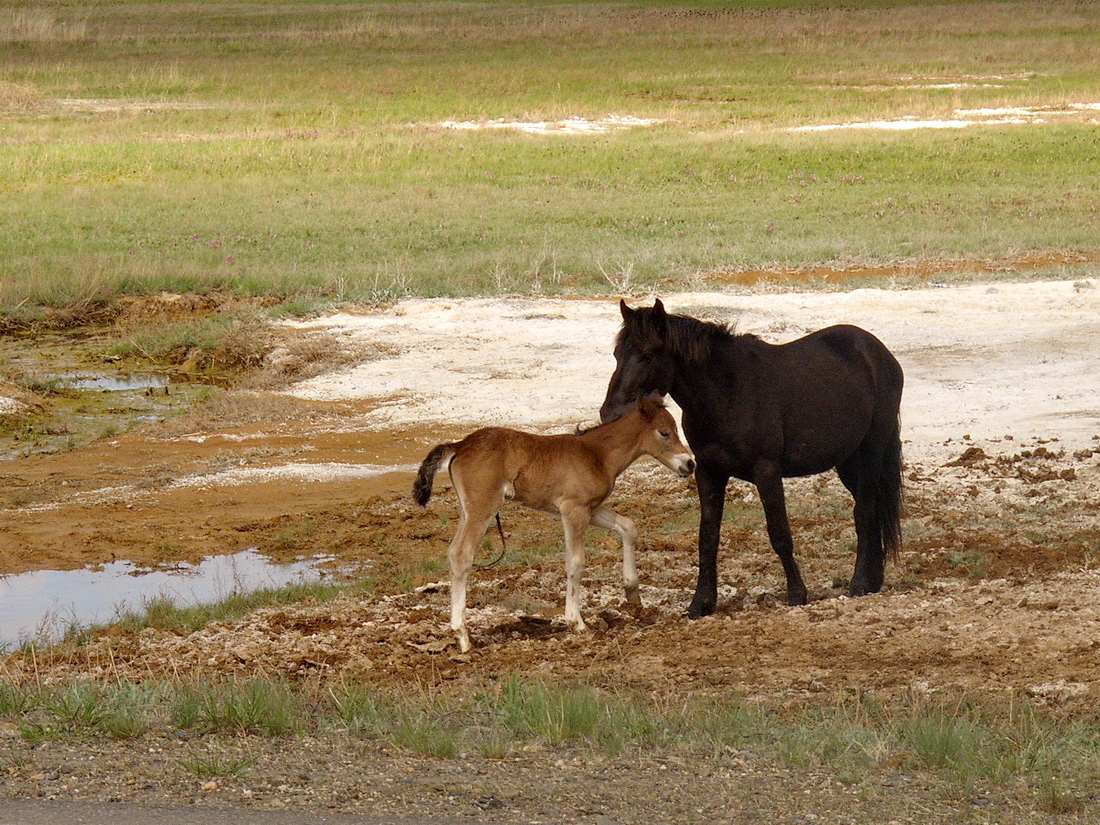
[677,457,696,477]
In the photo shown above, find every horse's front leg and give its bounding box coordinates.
[688,464,729,618]
[590,506,640,605]
[753,459,808,606]
[560,506,591,632]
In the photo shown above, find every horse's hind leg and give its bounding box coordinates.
[754,458,808,606]
[590,506,640,605]
[837,458,885,596]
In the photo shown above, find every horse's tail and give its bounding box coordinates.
[413,443,457,506]
[877,410,904,561]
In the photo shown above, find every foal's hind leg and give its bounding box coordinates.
[446,514,493,653]
[590,506,640,605]
[837,459,885,596]
[447,479,506,652]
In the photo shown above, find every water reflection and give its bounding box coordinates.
[0,549,333,648]
[58,372,169,392]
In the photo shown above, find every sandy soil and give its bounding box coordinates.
[0,278,1098,822]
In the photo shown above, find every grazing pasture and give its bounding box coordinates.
[3,0,1100,316]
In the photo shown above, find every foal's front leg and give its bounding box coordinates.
[590,506,640,605]
[560,506,592,632]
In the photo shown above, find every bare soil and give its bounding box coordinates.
[1,281,1098,823]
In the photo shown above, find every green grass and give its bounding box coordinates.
[176,752,258,779]
[2,674,1099,808]
[112,578,364,634]
[3,0,1100,319]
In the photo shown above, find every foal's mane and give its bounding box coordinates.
[620,308,744,364]
[575,394,666,434]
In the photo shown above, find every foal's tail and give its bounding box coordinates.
[413,443,457,506]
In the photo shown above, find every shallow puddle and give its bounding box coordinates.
[0,332,213,459]
[56,371,169,392]
[0,549,336,648]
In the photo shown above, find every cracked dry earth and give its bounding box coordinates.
[1,282,1099,823]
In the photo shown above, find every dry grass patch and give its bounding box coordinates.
[0,10,87,44]
[0,80,45,111]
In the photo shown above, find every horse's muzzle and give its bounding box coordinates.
[599,402,627,424]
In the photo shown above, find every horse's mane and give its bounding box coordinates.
[620,309,750,364]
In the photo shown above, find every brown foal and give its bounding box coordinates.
[413,395,694,652]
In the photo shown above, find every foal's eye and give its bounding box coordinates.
[658,430,671,439]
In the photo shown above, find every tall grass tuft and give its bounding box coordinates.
[496,677,661,754]
[173,679,304,736]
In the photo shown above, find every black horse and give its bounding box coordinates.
[600,299,903,617]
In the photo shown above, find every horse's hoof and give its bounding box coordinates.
[787,592,808,607]
[686,599,715,619]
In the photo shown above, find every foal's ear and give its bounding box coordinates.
[638,390,667,419]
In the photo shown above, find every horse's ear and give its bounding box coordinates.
[619,298,633,321]
[644,389,667,407]
[650,297,668,337]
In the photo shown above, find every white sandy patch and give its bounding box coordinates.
[173,462,418,489]
[791,102,1100,133]
[0,397,28,416]
[20,462,418,514]
[56,98,220,113]
[439,115,662,135]
[284,280,1100,466]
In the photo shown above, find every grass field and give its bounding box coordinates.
[2,0,1100,318]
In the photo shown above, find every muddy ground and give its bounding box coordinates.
[0,280,1098,823]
